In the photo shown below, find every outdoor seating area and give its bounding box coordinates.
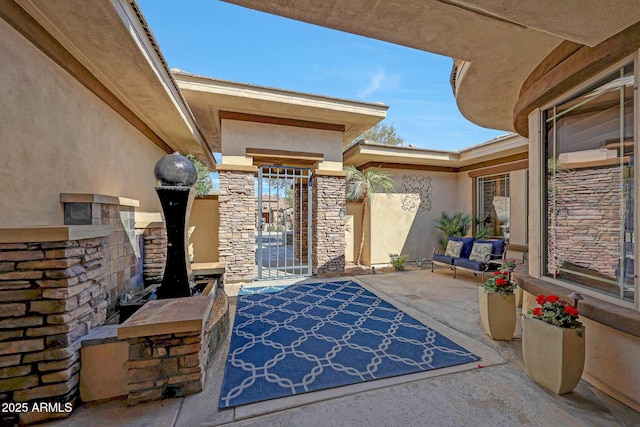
[432,237,507,280]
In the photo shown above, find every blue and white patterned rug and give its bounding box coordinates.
[219,280,480,408]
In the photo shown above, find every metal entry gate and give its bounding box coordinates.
[256,166,312,280]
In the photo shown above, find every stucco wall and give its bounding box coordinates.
[365,169,458,265]
[346,203,363,264]
[455,172,473,214]
[221,120,343,169]
[0,20,165,228]
[189,197,220,263]
[509,169,528,246]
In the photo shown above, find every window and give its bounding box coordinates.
[543,62,635,303]
[477,174,509,238]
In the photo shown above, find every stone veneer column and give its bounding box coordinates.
[312,171,346,275]
[61,194,143,318]
[217,165,257,283]
[293,182,310,262]
[0,226,111,426]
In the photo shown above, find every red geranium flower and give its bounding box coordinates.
[494,271,502,276]
[495,278,507,286]
[528,294,584,336]
[564,306,579,317]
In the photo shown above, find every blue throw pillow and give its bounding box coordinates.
[449,237,475,258]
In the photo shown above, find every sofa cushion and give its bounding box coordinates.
[469,242,494,262]
[449,237,475,258]
[453,257,486,271]
[444,240,463,258]
[476,239,505,256]
[433,253,456,265]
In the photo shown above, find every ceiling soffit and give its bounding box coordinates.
[223,0,640,131]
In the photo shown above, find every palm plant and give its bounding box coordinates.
[435,212,489,252]
[345,165,395,266]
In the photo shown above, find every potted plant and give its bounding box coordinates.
[478,270,517,340]
[501,259,523,307]
[522,294,585,394]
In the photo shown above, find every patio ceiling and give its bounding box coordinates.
[10,0,215,167]
[223,0,640,132]
[174,70,389,152]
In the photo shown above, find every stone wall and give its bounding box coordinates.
[62,195,142,317]
[547,166,623,277]
[218,170,256,282]
[0,234,109,425]
[312,173,346,275]
[121,292,229,406]
[142,225,167,286]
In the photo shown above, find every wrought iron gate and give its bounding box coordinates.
[256,166,312,280]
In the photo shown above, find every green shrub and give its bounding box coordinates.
[389,253,408,271]
[185,153,213,197]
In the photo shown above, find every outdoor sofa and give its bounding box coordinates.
[431,237,507,280]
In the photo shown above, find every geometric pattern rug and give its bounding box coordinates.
[219,280,480,408]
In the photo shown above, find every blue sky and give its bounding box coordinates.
[139,0,506,151]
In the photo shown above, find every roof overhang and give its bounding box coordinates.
[9,0,215,167]
[223,0,640,132]
[174,71,388,151]
[344,133,528,170]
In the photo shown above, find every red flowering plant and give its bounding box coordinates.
[481,271,516,296]
[527,294,584,337]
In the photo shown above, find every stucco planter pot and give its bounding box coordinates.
[515,285,523,308]
[478,288,516,341]
[522,316,585,394]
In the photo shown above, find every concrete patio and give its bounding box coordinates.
[45,270,639,427]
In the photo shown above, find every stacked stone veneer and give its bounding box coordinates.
[293,182,310,263]
[312,173,346,275]
[142,224,167,286]
[218,170,256,282]
[547,166,623,277]
[63,196,142,317]
[0,236,108,425]
[123,292,229,405]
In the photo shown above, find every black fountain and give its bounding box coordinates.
[118,153,196,321]
[153,152,197,299]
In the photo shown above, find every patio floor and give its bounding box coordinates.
[45,270,639,427]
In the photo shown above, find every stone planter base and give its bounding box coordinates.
[522,316,585,394]
[478,288,516,341]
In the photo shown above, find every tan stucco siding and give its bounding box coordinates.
[365,169,458,265]
[189,197,220,263]
[221,120,343,168]
[0,20,165,227]
[455,172,473,215]
[509,169,528,246]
